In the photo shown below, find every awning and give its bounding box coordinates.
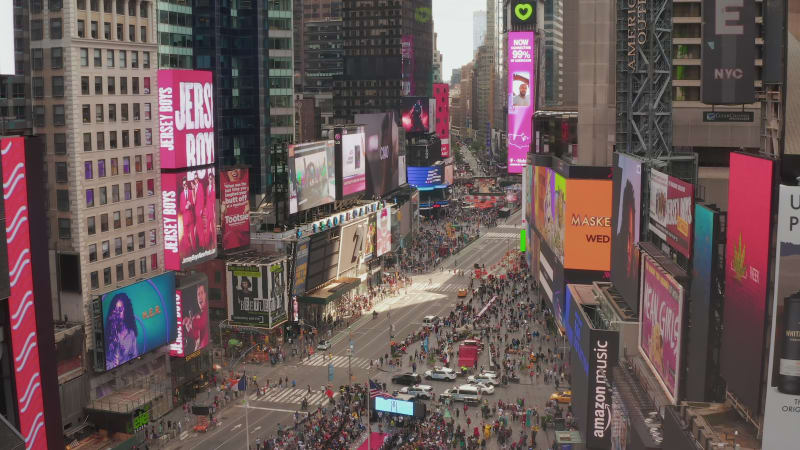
[297,278,361,305]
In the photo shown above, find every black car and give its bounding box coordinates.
[391,373,422,386]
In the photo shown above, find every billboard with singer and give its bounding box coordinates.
[157,70,215,170]
[169,274,210,358]
[401,97,431,135]
[162,167,218,270]
[507,31,536,173]
[221,168,250,250]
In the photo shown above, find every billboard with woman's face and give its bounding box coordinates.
[611,154,642,312]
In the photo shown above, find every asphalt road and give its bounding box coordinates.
[165,209,562,450]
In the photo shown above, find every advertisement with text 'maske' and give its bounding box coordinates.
[162,167,218,271]
[158,70,215,170]
[221,168,250,250]
[720,153,774,413]
[564,179,612,272]
[103,273,177,371]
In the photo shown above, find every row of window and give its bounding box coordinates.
[89,255,159,290]
[84,204,157,235]
[85,179,156,208]
[83,76,152,97]
[88,229,158,262]
[82,154,154,180]
[79,48,151,69]
[77,20,148,43]
[75,0,149,18]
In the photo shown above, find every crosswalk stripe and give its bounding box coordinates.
[248,388,338,405]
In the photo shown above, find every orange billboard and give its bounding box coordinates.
[564,179,612,271]
[533,165,547,234]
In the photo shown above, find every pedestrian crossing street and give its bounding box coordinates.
[482,230,521,240]
[299,354,372,369]
[247,387,338,406]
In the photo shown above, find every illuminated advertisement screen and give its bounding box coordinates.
[533,167,546,233]
[434,83,451,157]
[157,70,215,170]
[639,253,684,403]
[507,31,536,174]
[401,97,431,135]
[161,167,218,270]
[355,112,400,197]
[611,154,643,313]
[364,214,377,261]
[444,164,454,185]
[376,206,392,257]
[649,169,694,258]
[102,273,177,371]
[288,140,336,214]
[1,137,49,448]
[335,127,367,197]
[720,153,774,412]
[221,168,250,250]
[763,185,800,447]
[564,179,612,271]
[407,166,446,189]
[293,237,310,296]
[398,155,407,186]
[338,219,368,274]
[539,168,565,263]
[170,276,210,358]
[226,262,288,327]
[375,397,414,416]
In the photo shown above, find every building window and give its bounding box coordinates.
[50,18,63,39]
[55,161,68,183]
[102,240,110,259]
[116,263,124,280]
[54,134,66,154]
[140,1,148,17]
[107,76,115,94]
[128,260,135,278]
[135,155,142,172]
[33,106,45,127]
[82,105,91,123]
[94,49,102,67]
[114,238,122,256]
[53,105,65,126]
[31,20,43,41]
[94,76,102,95]
[131,51,138,68]
[133,103,140,120]
[128,0,136,16]
[121,103,129,121]
[126,235,134,252]
[103,268,111,285]
[113,211,121,229]
[99,186,107,205]
[122,130,130,147]
[82,132,92,152]
[132,77,139,94]
[90,21,98,39]
[109,104,116,122]
[104,22,111,40]
[124,182,131,200]
[137,206,144,223]
[134,129,141,146]
[32,77,44,98]
[95,103,104,122]
[85,188,94,207]
[109,131,117,149]
[139,257,147,274]
[138,231,145,249]
[84,161,93,180]
[87,216,96,235]
[119,50,126,68]
[51,47,63,68]
[56,189,69,211]
[129,25,135,42]
[106,49,114,67]
[32,49,43,70]
[98,159,106,177]
[110,158,118,176]
[81,76,89,95]
[52,76,64,97]
[90,0,98,11]
[148,229,156,246]
[49,0,63,10]
[120,76,127,94]
[88,244,97,262]
[146,178,154,196]
[103,0,111,13]
[80,48,89,66]
[125,208,133,226]
[112,184,119,202]
[90,271,99,289]
[136,180,143,198]
[117,23,123,40]
[145,128,152,145]
[140,26,146,42]
[151,254,158,270]
[100,213,108,232]
[144,103,151,120]
[78,0,85,9]
[143,52,150,69]
[97,132,105,150]
[146,154,153,170]
[123,157,130,173]
[58,218,71,239]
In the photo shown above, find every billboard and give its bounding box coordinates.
[398,202,412,237]
[338,218,368,274]
[720,153,774,412]
[433,83,451,157]
[444,164,454,185]
[335,127,367,197]
[220,168,250,250]
[102,273,178,371]
[161,167,218,270]
[649,169,694,258]
[401,35,415,96]
[376,205,392,257]
[611,154,643,312]
[157,70,215,169]
[541,168,566,262]
[411,190,420,234]
[701,0,756,104]
[564,179,612,272]
[363,214,377,261]
[639,253,684,403]
[1,137,48,449]
[398,155,407,186]
[169,275,210,358]
[293,237,310,296]
[288,140,336,214]
[226,261,289,328]
[507,31,536,174]
[533,167,546,231]
[355,112,400,197]
[763,185,800,447]
[401,97,431,135]
[407,165,446,189]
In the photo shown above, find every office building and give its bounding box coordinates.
[292,0,342,91]
[157,0,192,68]
[433,32,443,83]
[0,0,33,135]
[267,0,295,146]
[473,10,487,56]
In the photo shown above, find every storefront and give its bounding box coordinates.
[296,277,361,327]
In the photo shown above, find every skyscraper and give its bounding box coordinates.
[473,10,487,56]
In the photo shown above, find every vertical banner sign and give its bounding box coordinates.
[611,154,643,313]
[433,83,451,157]
[639,253,684,403]
[720,153,774,412]
[1,137,48,449]
[563,179,612,272]
[763,186,800,447]
[376,206,392,257]
[401,36,415,96]
[507,31,535,173]
[701,0,756,104]
[161,168,218,270]
[221,168,250,250]
[157,70,215,169]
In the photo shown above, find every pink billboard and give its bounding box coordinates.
[507,32,535,174]
[158,70,215,170]
[639,252,684,402]
[1,137,48,449]
[434,83,450,158]
[162,167,218,270]
[221,168,250,250]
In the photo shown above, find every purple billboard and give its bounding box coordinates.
[507,31,536,174]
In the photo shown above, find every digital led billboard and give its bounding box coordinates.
[226,261,289,328]
[355,112,400,197]
[102,272,177,371]
[221,168,250,250]
[649,169,694,258]
[364,214,377,261]
[407,165,446,189]
[507,31,536,173]
[720,153,774,412]
[170,275,210,358]
[376,205,392,257]
[611,154,643,313]
[161,167,218,270]
[157,70,215,170]
[401,97,431,135]
[338,218,368,274]
[701,0,756,104]
[564,179,612,272]
[335,127,367,197]
[288,140,336,214]
[433,83,451,157]
[293,237,310,296]
[639,253,684,403]
[540,168,565,262]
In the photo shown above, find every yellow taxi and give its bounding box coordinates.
[458,289,468,297]
[550,390,572,404]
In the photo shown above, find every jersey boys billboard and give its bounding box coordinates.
[162,168,218,270]
[158,70,215,170]
[507,31,536,174]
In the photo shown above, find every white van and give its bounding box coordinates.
[422,315,440,326]
[442,384,481,404]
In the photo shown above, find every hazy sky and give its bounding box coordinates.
[434,0,487,82]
